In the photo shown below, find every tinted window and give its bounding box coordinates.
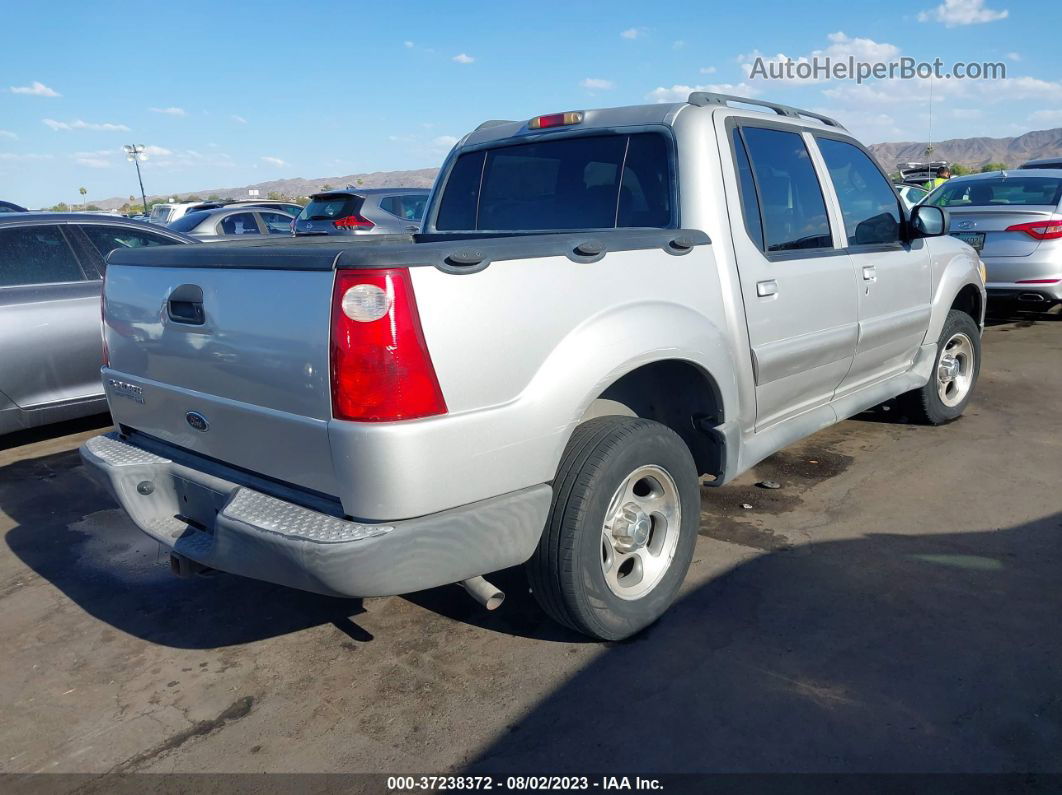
[0,225,85,286]
[741,127,832,252]
[299,194,361,221]
[80,224,178,258]
[732,129,765,250]
[379,194,428,221]
[218,212,260,235]
[149,205,173,224]
[927,177,1062,207]
[259,212,293,234]
[168,211,210,233]
[817,138,901,246]
[435,133,674,231]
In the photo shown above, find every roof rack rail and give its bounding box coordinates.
[475,119,515,131]
[686,92,845,130]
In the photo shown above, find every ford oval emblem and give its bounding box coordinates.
[185,411,210,432]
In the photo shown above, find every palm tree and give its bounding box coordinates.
[79,186,87,211]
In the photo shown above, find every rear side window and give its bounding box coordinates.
[435,132,674,231]
[149,206,172,224]
[926,177,1062,207]
[80,225,178,258]
[259,212,293,234]
[741,127,832,252]
[0,225,85,286]
[300,194,361,221]
[379,194,428,221]
[817,137,901,246]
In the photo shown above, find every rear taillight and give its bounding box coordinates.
[333,214,374,230]
[330,268,446,422]
[1005,220,1062,240]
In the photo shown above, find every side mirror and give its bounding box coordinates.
[911,205,949,237]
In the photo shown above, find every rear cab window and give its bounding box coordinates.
[434,131,674,231]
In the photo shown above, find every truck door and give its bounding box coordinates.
[726,123,859,430]
[814,135,932,396]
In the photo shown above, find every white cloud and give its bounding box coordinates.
[917,0,1008,26]
[261,156,288,167]
[699,66,717,75]
[150,107,186,117]
[231,114,247,124]
[0,130,17,140]
[0,152,53,161]
[404,40,415,48]
[43,118,130,132]
[143,145,172,156]
[581,77,615,91]
[646,82,761,103]
[75,156,111,168]
[672,40,686,50]
[620,27,644,39]
[452,53,474,64]
[823,74,1062,107]
[1028,109,1062,126]
[432,135,459,150]
[1006,52,1021,61]
[10,81,60,97]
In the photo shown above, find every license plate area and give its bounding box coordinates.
[951,231,985,251]
[172,477,227,533]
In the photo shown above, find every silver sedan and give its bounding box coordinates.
[167,206,296,241]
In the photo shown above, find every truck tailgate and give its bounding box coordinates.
[103,263,340,498]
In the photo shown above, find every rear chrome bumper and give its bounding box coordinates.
[80,433,551,598]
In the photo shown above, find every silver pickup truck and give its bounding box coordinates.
[81,93,985,640]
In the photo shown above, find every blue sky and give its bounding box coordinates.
[1,0,1058,208]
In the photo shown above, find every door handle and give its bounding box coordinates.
[862,266,877,282]
[167,284,205,325]
[756,280,778,297]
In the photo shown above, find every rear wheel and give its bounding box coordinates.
[900,309,981,425]
[527,417,699,641]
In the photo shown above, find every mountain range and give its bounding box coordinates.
[86,127,1062,210]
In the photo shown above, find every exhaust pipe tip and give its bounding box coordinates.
[460,576,505,611]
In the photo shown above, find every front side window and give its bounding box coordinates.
[218,212,260,235]
[80,225,178,258]
[0,225,85,286]
[741,126,832,252]
[817,137,902,246]
[380,195,428,221]
[435,132,674,231]
[259,212,294,234]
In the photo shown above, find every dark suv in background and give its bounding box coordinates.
[293,187,429,236]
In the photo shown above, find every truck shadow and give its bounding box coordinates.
[466,513,1062,774]
[2,448,372,649]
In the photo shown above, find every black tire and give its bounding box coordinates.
[900,309,981,425]
[527,417,699,641]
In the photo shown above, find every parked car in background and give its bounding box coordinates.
[293,188,429,236]
[924,170,1062,314]
[897,161,950,187]
[83,93,984,641]
[895,184,928,210]
[186,199,305,217]
[147,202,203,226]
[0,214,194,435]
[167,206,296,241]
[1020,157,1062,170]
[1,200,28,213]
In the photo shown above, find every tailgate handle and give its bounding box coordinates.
[167,284,205,325]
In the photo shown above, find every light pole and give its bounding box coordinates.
[123,144,149,215]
